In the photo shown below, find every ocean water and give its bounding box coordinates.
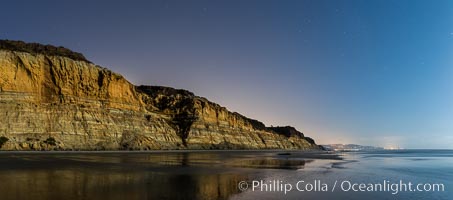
[0,150,451,200]
[233,150,453,200]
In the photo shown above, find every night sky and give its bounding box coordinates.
[2,0,452,148]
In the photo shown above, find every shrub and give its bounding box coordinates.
[0,40,90,62]
[0,136,9,148]
[44,137,57,146]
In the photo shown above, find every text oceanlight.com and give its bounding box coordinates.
[237,180,445,194]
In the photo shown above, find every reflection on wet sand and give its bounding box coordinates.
[0,169,247,200]
[0,151,333,200]
[226,158,312,170]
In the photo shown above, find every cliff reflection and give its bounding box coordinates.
[0,152,316,200]
[0,167,246,200]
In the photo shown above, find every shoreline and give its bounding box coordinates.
[0,149,328,154]
[0,149,342,160]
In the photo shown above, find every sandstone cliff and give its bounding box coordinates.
[0,40,319,150]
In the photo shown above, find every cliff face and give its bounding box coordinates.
[0,40,319,150]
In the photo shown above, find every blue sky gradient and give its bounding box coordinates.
[1,0,452,148]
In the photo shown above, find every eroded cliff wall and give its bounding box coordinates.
[0,40,319,150]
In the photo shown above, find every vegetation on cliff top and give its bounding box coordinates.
[0,39,90,63]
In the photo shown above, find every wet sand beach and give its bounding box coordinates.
[0,150,451,200]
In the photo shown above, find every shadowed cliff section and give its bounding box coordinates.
[268,126,305,138]
[136,86,270,147]
[268,126,316,145]
[136,86,198,146]
[0,40,320,150]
